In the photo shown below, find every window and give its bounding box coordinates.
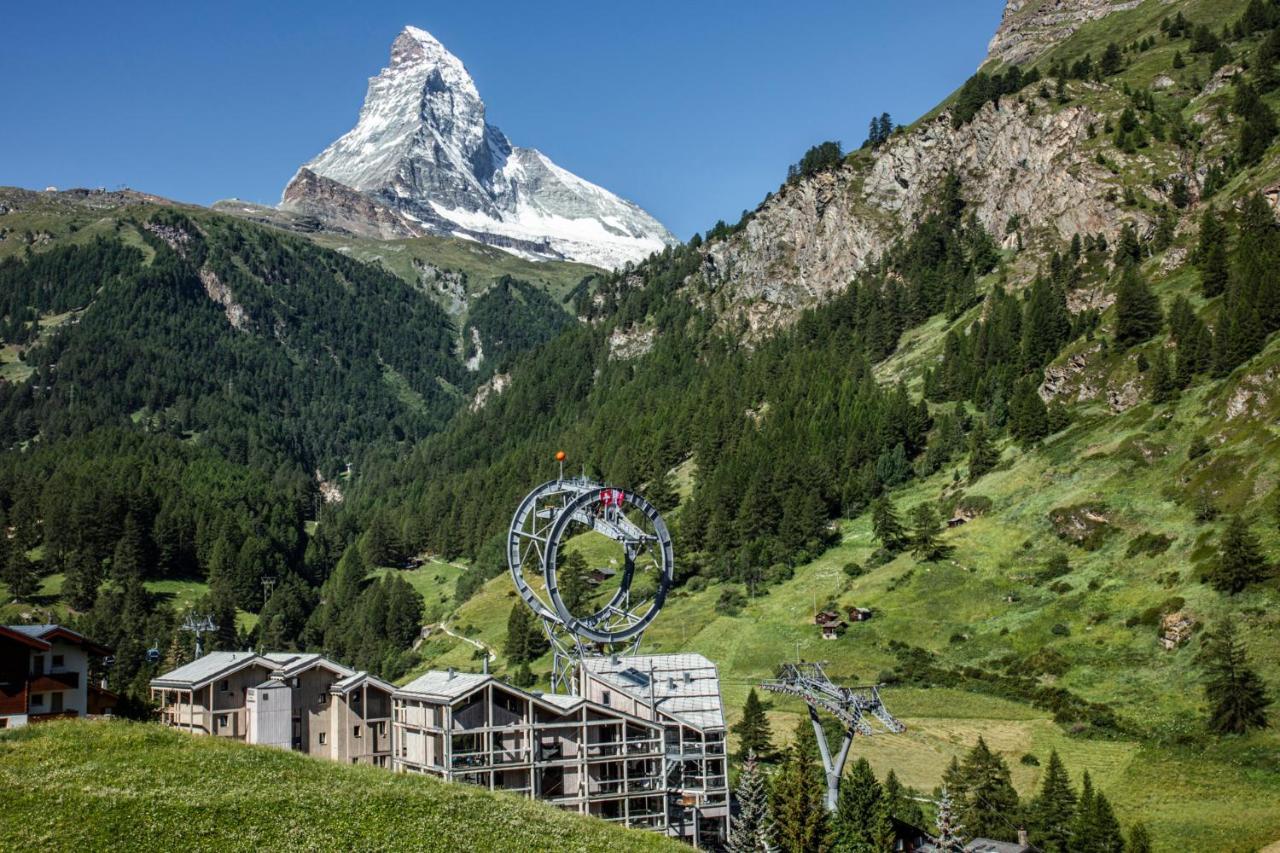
[352,692,361,705]
[601,691,611,706]
[52,655,65,668]
[217,714,229,730]
[354,725,362,738]
[0,718,8,729]
[51,693,63,713]
[30,693,44,708]
[218,679,230,693]
[30,655,44,676]
[318,732,326,745]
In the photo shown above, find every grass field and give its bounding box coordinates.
[0,720,681,852]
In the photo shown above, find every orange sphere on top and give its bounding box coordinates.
[555,450,567,462]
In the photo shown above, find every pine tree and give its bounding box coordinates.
[967,420,999,482]
[64,551,103,611]
[872,498,907,552]
[1028,750,1077,852]
[1149,347,1176,403]
[910,503,948,561]
[883,769,924,827]
[772,722,830,853]
[1009,377,1049,447]
[113,512,148,582]
[728,750,775,853]
[557,550,592,613]
[646,463,679,512]
[1114,267,1163,348]
[1197,620,1272,734]
[505,601,534,663]
[934,786,965,851]
[833,757,894,852]
[2,548,38,601]
[1196,209,1230,299]
[1086,792,1126,853]
[732,688,775,761]
[956,737,1020,841]
[1211,515,1268,594]
[1126,822,1153,853]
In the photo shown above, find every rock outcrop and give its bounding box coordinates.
[692,95,1137,334]
[986,0,1144,68]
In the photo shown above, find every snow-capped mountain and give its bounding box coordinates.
[282,26,677,269]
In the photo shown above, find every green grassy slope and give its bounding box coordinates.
[0,720,681,852]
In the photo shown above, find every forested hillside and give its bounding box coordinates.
[3,0,1280,848]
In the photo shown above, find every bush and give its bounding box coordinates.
[1051,623,1071,636]
[842,561,865,578]
[1035,553,1072,584]
[1126,531,1175,558]
[1020,753,1041,766]
[714,586,747,616]
[1188,435,1211,460]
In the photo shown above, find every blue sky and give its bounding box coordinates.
[0,1,1002,240]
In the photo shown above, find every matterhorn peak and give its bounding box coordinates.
[281,26,675,269]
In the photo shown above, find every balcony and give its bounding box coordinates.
[29,671,79,692]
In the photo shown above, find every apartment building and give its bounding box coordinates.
[392,669,670,833]
[1,624,116,728]
[579,653,730,849]
[150,651,393,766]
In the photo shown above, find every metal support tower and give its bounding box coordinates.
[760,662,904,811]
[181,614,218,658]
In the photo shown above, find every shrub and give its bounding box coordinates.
[1051,623,1071,636]
[1126,531,1176,558]
[1020,753,1041,767]
[1188,435,1210,460]
[842,561,865,578]
[714,586,747,616]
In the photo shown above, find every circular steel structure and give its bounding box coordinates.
[507,477,674,691]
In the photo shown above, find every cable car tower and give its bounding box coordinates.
[761,662,905,811]
[508,452,674,693]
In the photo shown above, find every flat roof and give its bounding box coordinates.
[581,653,725,731]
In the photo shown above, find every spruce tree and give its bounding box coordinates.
[1197,620,1272,734]
[732,688,775,761]
[833,757,893,852]
[872,498,907,552]
[1195,209,1230,299]
[1149,348,1176,403]
[727,750,774,853]
[1114,267,1163,348]
[772,722,830,853]
[1211,515,1268,594]
[1126,822,1153,853]
[956,737,1020,841]
[1029,750,1077,852]
[1075,786,1125,853]
[910,503,948,561]
[1009,377,1049,447]
[967,420,999,482]
[934,786,965,851]
[883,769,924,827]
[558,550,592,613]
[64,551,103,611]
[2,548,38,601]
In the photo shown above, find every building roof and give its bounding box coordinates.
[332,671,396,696]
[580,653,725,731]
[263,652,354,680]
[150,652,269,690]
[6,624,111,656]
[396,669,492,701]
[0,625,51,651]
[965,840,1035,853]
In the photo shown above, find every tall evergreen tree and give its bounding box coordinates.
[558,550,592,613]
[1028,750,1077,853]
[883,769,924,827]
[833,757,894,852]
[872,498,908,552]
[955,737,1020,841]
[934,786,965,852]
[910,503,948,561]
[1197,620,1272,734]
[728,750,775,853]
[772,722,830,853]
[1114,267,1163,348]
[1009,377,1049,446]
[967,420,999,482]
[732,688,775,761]
[1,548,38,601]
[1195,209,1230,299]
[1073,774,1124,853]
[1211,515,1268,594]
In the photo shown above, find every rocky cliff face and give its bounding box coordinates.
[282,26,677,269]
[985,0,1143,67]
[693,93,1139,334]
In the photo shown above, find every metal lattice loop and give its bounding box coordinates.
[508,477,674,692]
